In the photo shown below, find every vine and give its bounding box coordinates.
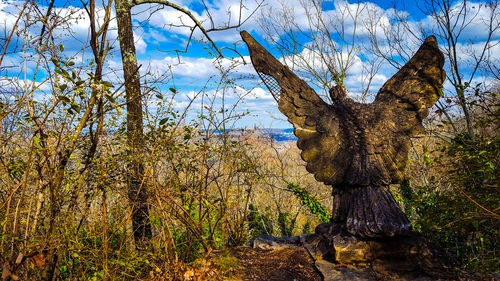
[287,183,331,223]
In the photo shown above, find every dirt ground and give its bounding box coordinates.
[227,246,322,281]
[147,246,322,281]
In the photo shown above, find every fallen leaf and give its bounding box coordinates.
[15,253,24,265]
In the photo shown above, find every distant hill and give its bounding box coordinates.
[223,128,297,142]
[264,128,297,142]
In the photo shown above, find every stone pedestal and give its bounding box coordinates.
[248,223,465,280]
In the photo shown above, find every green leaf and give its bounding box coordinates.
[70,104,80,113]
[51,58,60,66]
[423,153,430,164]
[59,84,67,91]
[56,68,70,79]
[104,94,115,103]
[59,96,71,104]
[102,81,113,88]
[169,87,177,93]
[159,117,169,126]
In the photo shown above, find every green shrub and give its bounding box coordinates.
[399,133,499,273]
[287,183,331,223]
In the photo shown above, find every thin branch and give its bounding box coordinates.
[130,0,224,57]
[130,0,263,59]
[39,0,55,43]
[455,185,500,219]
[0,0,31,67]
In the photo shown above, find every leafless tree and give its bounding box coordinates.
[259,0,383,101]
[366,0,500,139]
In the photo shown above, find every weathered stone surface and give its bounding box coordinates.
[333,233,374,265]
[371,259,423,281]
[315,260,377,281]
[314,222,336,236]
[246,234,299,250]
[241,30,446,238]
[299,233,334,261]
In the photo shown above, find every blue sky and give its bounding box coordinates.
[0,0,498,129]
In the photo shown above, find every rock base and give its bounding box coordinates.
[247,223,467,281]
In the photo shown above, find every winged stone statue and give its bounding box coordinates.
[241,31,445,238]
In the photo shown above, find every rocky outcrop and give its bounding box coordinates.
[247,223,467,281]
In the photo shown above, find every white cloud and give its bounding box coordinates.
[221,85,275,100]
[453,39,500,68]
[0,76,52,102]
[0,1,121,53]
[141,54,255,80]
[133,31,148,54]
[0,1,20,32]
[146,56,216,78]
[420,1,499,41]
[248,86,274,100]
[141,5,198,37]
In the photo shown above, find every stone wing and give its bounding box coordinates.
[241,31,349,185]
[372,36,446,182]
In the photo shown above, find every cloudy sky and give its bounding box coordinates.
[0,0,498,128]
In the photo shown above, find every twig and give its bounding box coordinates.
[455,185,500,219]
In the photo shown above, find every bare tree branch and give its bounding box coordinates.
[130,0,263,58]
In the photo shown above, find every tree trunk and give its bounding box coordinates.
[115,0,152,244]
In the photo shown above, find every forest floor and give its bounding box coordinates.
[145,245,499,281]
[146,246,322,281]
[225,246,322,281]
